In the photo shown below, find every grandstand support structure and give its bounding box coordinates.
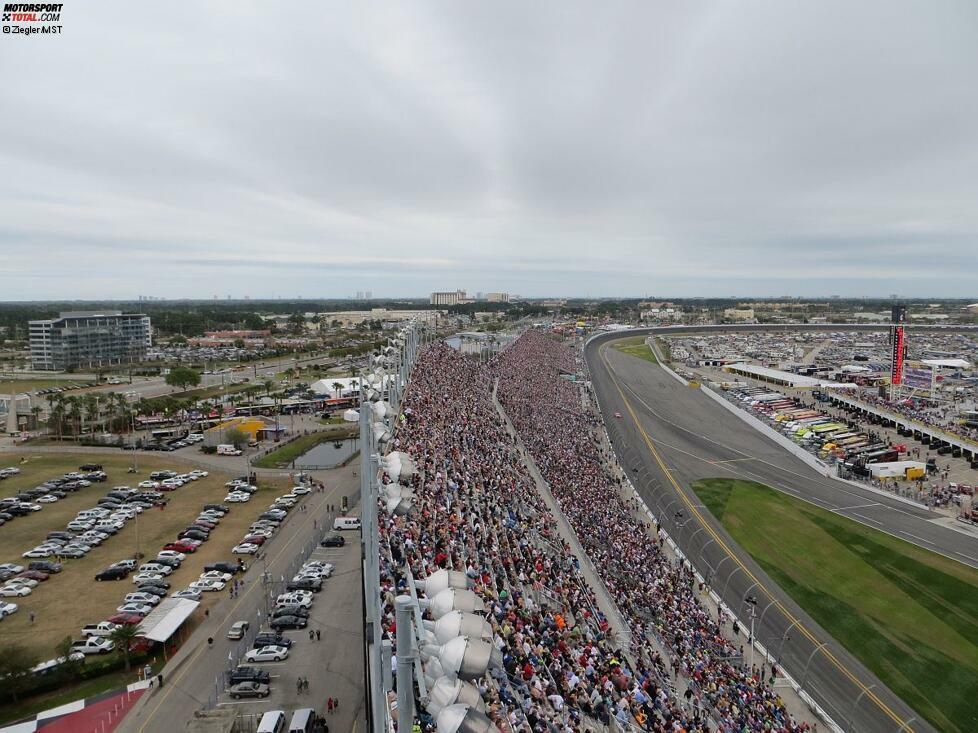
[363,320,425,733]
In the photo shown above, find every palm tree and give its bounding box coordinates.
[65,398,82,441]
[30,405,41,431]
[108,624,140,672]
[84,394,100,436]
[332,381,344,398]
[262,379,274,397]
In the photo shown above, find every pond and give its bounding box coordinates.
[292,439,358,469]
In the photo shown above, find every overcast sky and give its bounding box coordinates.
[1,1,976,300]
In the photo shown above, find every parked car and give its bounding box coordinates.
[269,615,307,630]
[205,561,242,574]
[82,621,121,637]
[173,588,202,600]
[228,681,270,699]
[232,543,260,555]
[189,579,226,592]
[244,645,288,663]
[320,535,345,547]
[253,632,292,649]
[116,603,153,616]
[71,637,114,655]
[95,566,130,581]
[226,666,271,685]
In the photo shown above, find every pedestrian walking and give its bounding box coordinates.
[327,697,334,713]
[297,677,303,694]
[29,611,35,624]
[303,677,310,693]
[309,629,315,641]
[316,629,321,641]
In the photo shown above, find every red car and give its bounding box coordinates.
[107,612,144,625]
[241,535,266,545]
[19,570,50,582]
[163,542,197,553]
[194,520,217,529]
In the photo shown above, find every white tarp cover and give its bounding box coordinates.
[137,597,199,642]
[921,358,971,369]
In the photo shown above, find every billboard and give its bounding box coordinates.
[903,366,933,390]
[890,326,905,385]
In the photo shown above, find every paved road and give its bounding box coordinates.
[585,337,949,733]
[116,464,364,733]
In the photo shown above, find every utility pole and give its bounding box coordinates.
[745,594,758,672]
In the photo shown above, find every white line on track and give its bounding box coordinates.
[849,512,883,526]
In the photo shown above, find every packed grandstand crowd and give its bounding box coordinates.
[377,333,810,732]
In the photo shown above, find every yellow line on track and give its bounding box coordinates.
[597,342,914,732]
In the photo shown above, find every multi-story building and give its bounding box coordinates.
[485,292,510,303]
[430,290,467,306]
[29,311,151,371]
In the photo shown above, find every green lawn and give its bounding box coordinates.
[693,478,978,733]
[611,336,658,363]
[252,426,357,468]
[0,379,87,395]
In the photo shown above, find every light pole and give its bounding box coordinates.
[744,594,758,672]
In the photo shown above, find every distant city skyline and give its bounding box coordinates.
[1,1,976,299]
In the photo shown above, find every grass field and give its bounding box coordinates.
[0,453,288,662]
[693,477,978,733]
[0,379,87,395]
[611,336,657,363]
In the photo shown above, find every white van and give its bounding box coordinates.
[217,444,243,456]
[333,516,361,531]
[257,710,286,733]
[289,708,316,733]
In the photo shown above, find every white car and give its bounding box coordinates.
[6,577,38,588]
[22,547,54,558]
[0,601,19,617]
[275,592,313,608]
[300,563,334,578]
[199,571,232,583]
[124,592,161,606]
[160,479,183,489]
[290,485,311,496]
[139,563,173,576]
[274,497,297,507]
[138,481,160,489]
[0,585,32,597]
[132,572,165,584]
[66,520,93,531]
[116,602,153,615]
[189,579,226,592]
[225,493,251,503]
[0,564,24,574]
[19,503,42,512]
[232,543,259,555]
[189,469,208,477]
[244,645,289,663]
[157,550,186,562]
[173,588,202,600]
[37,495,59,503]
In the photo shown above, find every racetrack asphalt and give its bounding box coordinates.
[584,335,966,733]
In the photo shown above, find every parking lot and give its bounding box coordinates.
[210,531,362,728]
[0,452,289,661]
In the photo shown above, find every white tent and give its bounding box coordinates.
[137,598,199,642]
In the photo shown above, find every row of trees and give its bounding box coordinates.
[0,625,142,704]
[45,392,134,440]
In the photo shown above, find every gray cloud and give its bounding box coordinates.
[1,0,976,300]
